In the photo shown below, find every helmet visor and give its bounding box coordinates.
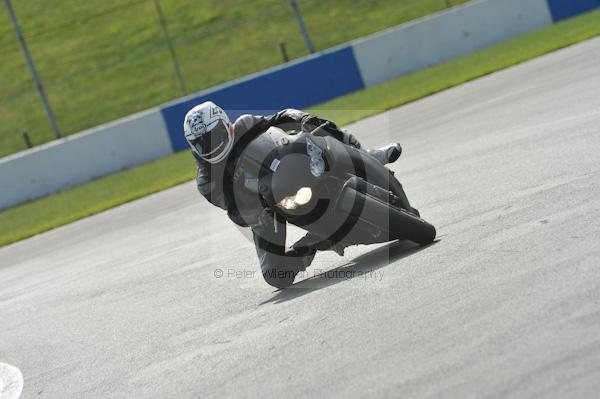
[192,120,230,159]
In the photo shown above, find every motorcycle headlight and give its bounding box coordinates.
[278,187,313,210]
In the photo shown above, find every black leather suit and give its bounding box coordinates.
[194,109,360,288]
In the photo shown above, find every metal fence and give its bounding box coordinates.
[0,0,462,156]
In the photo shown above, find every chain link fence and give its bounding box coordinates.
[0,0,464,157]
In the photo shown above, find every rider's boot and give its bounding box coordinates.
[339,129,402,165]
[367,143,402,165]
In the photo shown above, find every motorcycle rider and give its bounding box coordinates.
[184,101,404,289]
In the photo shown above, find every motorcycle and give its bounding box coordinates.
[233,123,436,255]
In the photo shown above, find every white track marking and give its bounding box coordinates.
[0,363,23,399]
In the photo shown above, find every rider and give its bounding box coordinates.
[183,101,403,288]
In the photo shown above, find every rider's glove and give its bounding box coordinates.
[342,131,361,149]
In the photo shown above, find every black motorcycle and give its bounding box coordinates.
[234,124,436,254]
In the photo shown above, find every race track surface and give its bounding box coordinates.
[1,37,600,398]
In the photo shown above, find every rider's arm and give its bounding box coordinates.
[197,161,258,227]
[234,110,358,146]
[268,109,361,148]
[268,108,337,131]
[195,157,227,211]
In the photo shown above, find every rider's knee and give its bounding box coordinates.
[261,266,297,289]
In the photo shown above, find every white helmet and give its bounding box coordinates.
[183,101,234,164]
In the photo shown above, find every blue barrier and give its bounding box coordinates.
[546,0,600,21]
[160,45,365,152]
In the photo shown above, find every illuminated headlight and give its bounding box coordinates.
[278,187,313,210]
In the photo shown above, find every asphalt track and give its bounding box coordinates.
[2,37,600,398]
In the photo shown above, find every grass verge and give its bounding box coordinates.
[1,9,600,247]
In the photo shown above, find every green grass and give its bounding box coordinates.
[0,0,468,158]
[1,8,600,247]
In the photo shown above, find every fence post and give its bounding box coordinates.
[290,0,315,54]
[22,129,33,148]
[4,0,61,138]
[153,0,187,95]
[279,41,290,62]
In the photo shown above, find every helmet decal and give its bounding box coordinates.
[186,112,206,137]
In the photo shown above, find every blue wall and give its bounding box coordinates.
[547,0,600,21]
[160,45,365,152]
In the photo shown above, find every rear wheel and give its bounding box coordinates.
[388,208,436,245]
[337,178,436,246]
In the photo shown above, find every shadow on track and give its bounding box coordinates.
[260,239,439,305]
